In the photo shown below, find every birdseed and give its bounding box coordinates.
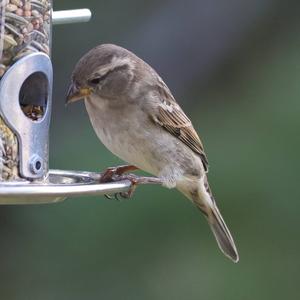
[0,0,51,77]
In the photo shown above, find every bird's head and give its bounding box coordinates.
[66,44,137,104]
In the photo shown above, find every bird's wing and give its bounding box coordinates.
[151,82,209,171]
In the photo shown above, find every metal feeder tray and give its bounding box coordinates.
[0,170,132,205]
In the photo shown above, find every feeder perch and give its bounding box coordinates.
[0,1,132,204]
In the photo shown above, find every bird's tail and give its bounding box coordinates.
[178,177,239,262]
[207,201,239,262]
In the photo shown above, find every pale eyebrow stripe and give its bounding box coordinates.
[89,64,130,83]
[102,56,133,74]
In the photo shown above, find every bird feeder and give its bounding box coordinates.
[0,1,132,204]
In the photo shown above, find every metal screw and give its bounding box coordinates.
[29,155,43,175]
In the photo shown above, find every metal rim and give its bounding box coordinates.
[0,169,131,197]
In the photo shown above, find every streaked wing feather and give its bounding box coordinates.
[153,83,209,171]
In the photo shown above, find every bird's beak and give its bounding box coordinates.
[66,83,92,105]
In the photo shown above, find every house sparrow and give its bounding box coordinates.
[66,44,239,262]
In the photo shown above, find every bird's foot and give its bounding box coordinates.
[100,164,139,183]
[100,165,139,200]
[100,166,163,200]
[117,174,163,199]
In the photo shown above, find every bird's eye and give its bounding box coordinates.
[88,72,110,85]
[89,77,102,85]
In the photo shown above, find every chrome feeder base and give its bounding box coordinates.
[0,170,131,205]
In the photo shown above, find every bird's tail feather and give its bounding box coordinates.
[178,177,239,262]
[207,203,239,262]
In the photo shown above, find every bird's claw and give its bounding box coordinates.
[104,194,121,201]
[100,166,163,201]
[103,174,139,201]
[104,191,133,201]
[100,165,140,200]
[100,165,139,183]
[104,194,113,200]
[105,193,123,201]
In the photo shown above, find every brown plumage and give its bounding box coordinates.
[153,91,209,171]
[67,44,239,262]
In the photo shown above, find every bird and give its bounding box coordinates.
[66,44,239,262]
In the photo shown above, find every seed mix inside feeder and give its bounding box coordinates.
[0,2,134,204]
[1,0,50,121]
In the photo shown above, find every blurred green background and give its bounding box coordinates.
[1,0,300,299]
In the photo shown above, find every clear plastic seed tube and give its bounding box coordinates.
[0,0,51,77]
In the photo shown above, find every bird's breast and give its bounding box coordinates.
[84,97,160,175]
